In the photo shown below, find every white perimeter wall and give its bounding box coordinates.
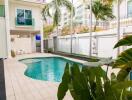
[48,28,131,58]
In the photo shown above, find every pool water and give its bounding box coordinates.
[20,57,82,82]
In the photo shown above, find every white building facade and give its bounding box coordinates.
[0,0,45,58]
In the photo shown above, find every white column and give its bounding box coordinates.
[89,0,92,57]
[40,20,44,53]
[70,0,73,54]
[117,0,120,55]
[31,35,36,53]
[4,0,11,58]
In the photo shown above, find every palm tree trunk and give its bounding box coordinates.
[94,20,97,31]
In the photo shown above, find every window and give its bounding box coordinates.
[128,1,132,17]
[16,9,33,26]
[0,5,5,17]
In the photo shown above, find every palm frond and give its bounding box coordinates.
[53,8,61,26]
[62,0,75,16]
[42,2,54,21]
[92,0,115,21]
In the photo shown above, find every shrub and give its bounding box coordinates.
[58,63,132,100]
[47,48,53,53]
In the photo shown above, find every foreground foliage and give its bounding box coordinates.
[114,35,132,81]
[57,63,132,100]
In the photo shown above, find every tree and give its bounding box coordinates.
[43,25,54,38]
[42,0,74,27]
[92,0,115,31]
[61,25,70,36]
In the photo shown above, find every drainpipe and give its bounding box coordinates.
[117,0,120,55]
[89,0,92,57]
[4,0,11,58]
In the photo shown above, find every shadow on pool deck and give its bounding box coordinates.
[0,59,6,100]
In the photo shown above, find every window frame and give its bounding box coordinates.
[15,8,32,19]
[15,8,33,26]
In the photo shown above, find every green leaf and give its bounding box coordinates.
[113,48,132,74]
[114,35,132,48]
[104,81,120,100]
[113,81,132,89]
[57,63,71,100]
[117,66,131,81]
[70,64,92,100]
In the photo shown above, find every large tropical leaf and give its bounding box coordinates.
[58,63,132,100]
[114,35,132,48]
[114,48,132,67]
[117,66,131,81]
[113,81,132,89]
[57,63,71,100]
[70,64,92,100]
[113,48,132,81]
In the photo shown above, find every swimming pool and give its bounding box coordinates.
[20,57,83,82]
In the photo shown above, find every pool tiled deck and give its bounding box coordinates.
[4,53,86,100]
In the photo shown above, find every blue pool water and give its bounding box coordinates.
[20,57,83,82]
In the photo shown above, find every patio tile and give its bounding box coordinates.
[4,53,75,100]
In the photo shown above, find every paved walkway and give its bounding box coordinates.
[4,53,85,100]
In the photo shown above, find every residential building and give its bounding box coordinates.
[61,0,109,33]
[0,0,45,58]
[110,0,132,29]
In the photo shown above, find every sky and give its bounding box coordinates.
[46,0,78,3]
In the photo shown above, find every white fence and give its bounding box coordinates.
[47,27,132,58]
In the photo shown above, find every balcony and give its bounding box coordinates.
[0,5,5,17]
[110,17,132,28]
[15,18,35,27]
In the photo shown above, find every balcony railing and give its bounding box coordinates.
[0,5,5,17]
[15,17,35,27]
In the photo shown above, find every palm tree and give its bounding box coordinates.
[92,0,115,31]
[83,0,114,56]
[42,0,74,52]
[42,0,74,27]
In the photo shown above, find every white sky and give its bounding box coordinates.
[46,0,78,3]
